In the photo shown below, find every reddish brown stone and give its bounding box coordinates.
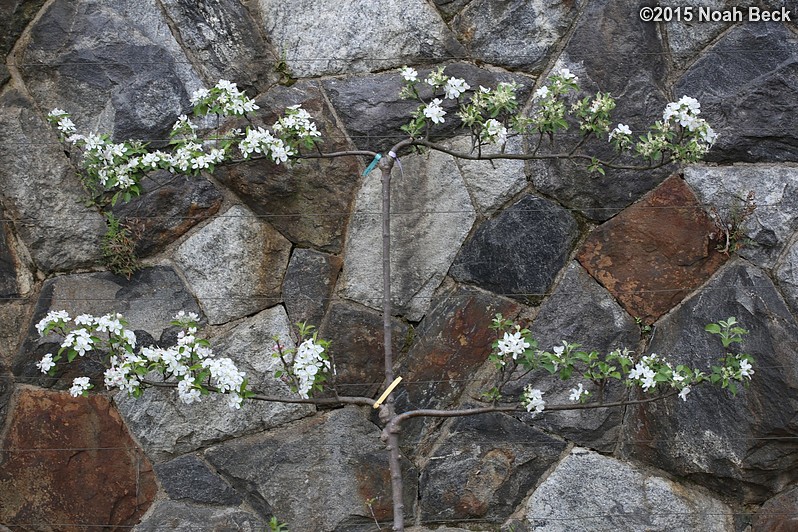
[0,388,156,528]
[394,285,521,445]
[113,174,223,258]
[752,487,798,531]
[577,175,727,323]
[318,301,410,398]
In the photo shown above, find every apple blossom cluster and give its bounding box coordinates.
[489,315,756,409]
[34,310,250,409]
[495,330,531,363]
[663,96,717,144]
[626,95,717,163]
[238,105,321,164]
[47,81,321,204]
[292,339,331,399]
[190,79,259,116]
[272,324,332,399]
[399,65,517,148]
[522,385,545,415]
[527,68,579,135]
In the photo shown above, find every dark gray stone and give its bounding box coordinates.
[134,500,264,531]
[214,81,361,253]
[451,0,576,74]
[431,0,472,20]
[13,266,202,387]
[322,64,532,152]
[665,0,757,68]
[532,0,674,220]
[623,259,798,503]
[159,0,277,93]
[0,87,106,273]
[530,262,640,355]
[282,248,341,328]
[0,0,47,58]
[419,412,567,522]
[675,23,798,163]
[112,172,222,257]
[19,0,202,143]
[318,301,410,398]
[0,204,28,299]
[204,407,418,530]
[450,195,578,304]
[505,261,640,452]
[155,454,242,506]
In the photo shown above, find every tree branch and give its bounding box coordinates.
[139,378,376,407]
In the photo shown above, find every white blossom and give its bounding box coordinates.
[423,98,446,124]
[290,338,329,399]
[177,378,202,404]
[569,383,589,402]
[609,123,632,141]
[190,87,211,105]
[203,357,246,394]
[496,331,530,360]
[523,386,545,414]
[557,68,577,82]
[678,386,691,401]
[739,358,754,379]
[36,353,56,373]
[534,86,550,100]
[400,66,418,83]
[69,376,92,397]
[36,310,70,335]
[62,328,94,357]
[444,77,470,99]
[482,119,508,145]
[57,117,76,135]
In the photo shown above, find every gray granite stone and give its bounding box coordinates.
[684,164,798,269]
[204,407,417,530]
[0,87,105,272]
[340,148,476,321]
[526,448,733,531]
[19,0,203,143]
[174,204,292,325]
[253,0,464,77]
[115,306,313,461]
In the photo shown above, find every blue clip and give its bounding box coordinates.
[362,153,382,176]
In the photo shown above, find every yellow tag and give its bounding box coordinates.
[373,377,403,408]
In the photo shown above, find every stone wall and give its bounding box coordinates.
[2,1,798,530]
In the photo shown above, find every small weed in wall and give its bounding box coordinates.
[101,212,141,279]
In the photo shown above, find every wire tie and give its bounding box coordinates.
[373,377,402,408]
[362,153,382,176]
[388,150,403,177]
